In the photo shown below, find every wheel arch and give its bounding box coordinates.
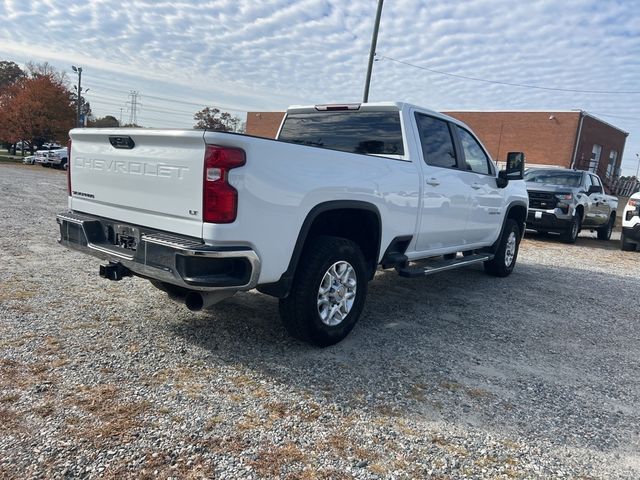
[257,200,382,298]
[489,201,527,254]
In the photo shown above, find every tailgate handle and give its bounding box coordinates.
[109,136,135,149]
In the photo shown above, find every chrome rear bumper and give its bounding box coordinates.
[56,211,260,292]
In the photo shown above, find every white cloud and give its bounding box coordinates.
[0,0,638,174]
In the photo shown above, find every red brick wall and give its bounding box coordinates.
[572,115,627,181]
[444,111,581,167]
[245,112,285,138]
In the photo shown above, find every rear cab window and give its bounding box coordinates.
[278,111,404,157]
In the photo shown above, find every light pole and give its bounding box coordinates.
[72,66,82,127]
[636,153,640,179]
[363,0,384,103]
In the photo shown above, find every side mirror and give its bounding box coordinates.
[587,185,602,195]
[497,152,525,188]
[505,152,525,180]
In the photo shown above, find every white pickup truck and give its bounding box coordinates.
[57,102,528,346]
[35,145,68,169]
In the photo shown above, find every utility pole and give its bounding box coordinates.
[363,0,384,103]
[119,108,123,127]
[72,66,83,127]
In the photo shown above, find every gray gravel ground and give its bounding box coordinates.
[1,162,639,479]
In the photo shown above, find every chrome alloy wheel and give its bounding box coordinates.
[505,232,517,267]
[317,261,357,326]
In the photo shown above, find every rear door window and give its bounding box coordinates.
[414,113,458,169]
[278,111,404,156]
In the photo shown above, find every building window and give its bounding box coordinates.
[606,150,618,179]
[589,144,602,173]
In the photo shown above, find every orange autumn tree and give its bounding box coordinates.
[0,72,75,152]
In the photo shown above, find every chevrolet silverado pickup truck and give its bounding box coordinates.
[621,192,640,251]
[57,102,528,346]
[36,145,68,169]
[524,168,617,243]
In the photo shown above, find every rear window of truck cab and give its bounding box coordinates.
[278,111,404,156]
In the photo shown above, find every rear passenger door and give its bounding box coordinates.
[413,113,471,252]
[453,125,504,245]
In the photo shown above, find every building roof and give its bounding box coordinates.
[444,109,629,136]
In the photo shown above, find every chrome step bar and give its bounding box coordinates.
[397,253,494,278]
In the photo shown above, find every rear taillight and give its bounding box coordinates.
[203,145,246,223]
[67,139,71,196]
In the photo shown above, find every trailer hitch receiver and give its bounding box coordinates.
[99,262,132,281]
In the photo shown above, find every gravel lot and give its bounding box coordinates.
[1,163,639,479]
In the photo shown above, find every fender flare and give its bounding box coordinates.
[490,201,528,253]
[257,200,382,298]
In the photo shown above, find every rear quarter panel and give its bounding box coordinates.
[202,132,421,284]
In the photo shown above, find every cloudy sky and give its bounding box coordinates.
[1,0,639,175]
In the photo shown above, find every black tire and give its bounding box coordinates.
[597,214,615,241]
[60,159,68,171]
[621,232,637,252]
[279,235,368,347]
[484,219,520,277]
[560,214,581,244]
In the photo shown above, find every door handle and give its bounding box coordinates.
[426,178,440,186]
[471,182,482,190]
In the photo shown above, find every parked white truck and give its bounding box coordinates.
[621,192,640,251]
[57,102,528,346]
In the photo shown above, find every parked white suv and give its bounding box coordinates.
[621,192,640,251]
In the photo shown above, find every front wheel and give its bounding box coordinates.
[560,214,581,244]
[484,219,520,277]
[279,236,368,347]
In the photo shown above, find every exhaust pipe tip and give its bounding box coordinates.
[185,292,204,311]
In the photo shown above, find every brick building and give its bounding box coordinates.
[245,109,628,187]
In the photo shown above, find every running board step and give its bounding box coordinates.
[397,253,494,278]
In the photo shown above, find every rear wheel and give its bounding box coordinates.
[621,232,637,251]
[279,236,368,347]
[484,219,520,277]
[597,214,615,240]
[60,159,68,171]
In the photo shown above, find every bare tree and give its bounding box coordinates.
[194,106,243,132]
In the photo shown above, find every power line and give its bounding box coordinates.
[590,112,640,122]
[89,93,195,117]
[87,78,245,113]
[378,55,640,95]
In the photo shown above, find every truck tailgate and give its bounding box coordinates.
[69,129,206,238]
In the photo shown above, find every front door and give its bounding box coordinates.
[587,174,608,225]
[453,125,503,245]
[413,112,471,252]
